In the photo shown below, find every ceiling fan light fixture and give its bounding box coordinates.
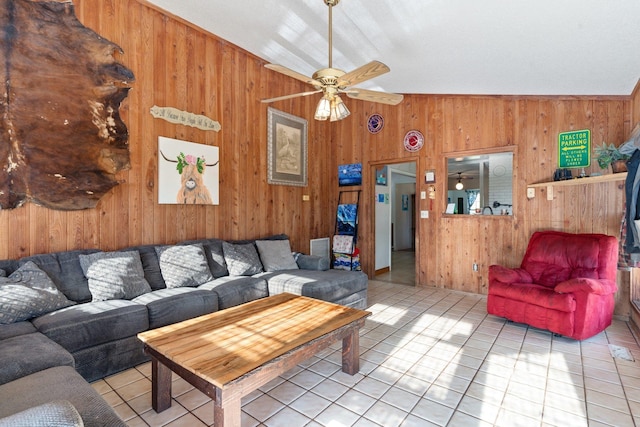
[314,96,331,120]
[456,180,464,190]
[330,95,350,122]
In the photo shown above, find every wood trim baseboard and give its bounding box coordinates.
[375,267,390,275]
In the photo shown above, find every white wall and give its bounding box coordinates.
[394,182,415,250]
[374,185,391,270]
[488,153,513,215]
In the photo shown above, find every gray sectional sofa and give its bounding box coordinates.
[0,234,367,426]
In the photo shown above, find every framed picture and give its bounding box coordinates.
[267,107,308,186]
[158,136,219,205]
[425,169,436,183]
[338,163,362,186]
[376,166,387,185]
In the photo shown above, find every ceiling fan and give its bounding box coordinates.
[260,0,403,122]
[450,171,474,190]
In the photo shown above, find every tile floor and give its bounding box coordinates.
[375,250,415,286]
[94,280,640,427]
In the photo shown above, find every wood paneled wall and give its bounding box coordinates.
[333,97,631,308]
[1,0,636,317]
[0,0,336,259]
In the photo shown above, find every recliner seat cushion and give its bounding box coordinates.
[31,300,148,353]
[489,281,576,313]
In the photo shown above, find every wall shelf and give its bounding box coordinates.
[527,172,627,200]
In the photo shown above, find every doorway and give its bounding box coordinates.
[374,161,416,286]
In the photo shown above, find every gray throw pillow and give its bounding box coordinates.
[222,242,264,276]
[155,244,213,288]
[79,251,152,302]
[0,400,83,426]
[0,261,74,325]
[255,239,299,272]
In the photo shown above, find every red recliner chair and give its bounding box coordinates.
[488,230,619,340]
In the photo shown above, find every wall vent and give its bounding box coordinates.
[310,237,330,259]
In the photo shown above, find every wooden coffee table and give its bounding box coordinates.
[137,293,370,426]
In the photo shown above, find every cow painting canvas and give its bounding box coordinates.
[158,137,219,205]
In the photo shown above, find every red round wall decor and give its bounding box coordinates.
[403,130,424,152]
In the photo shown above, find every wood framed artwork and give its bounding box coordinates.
[158,137,219,205]
[267,107,308,186]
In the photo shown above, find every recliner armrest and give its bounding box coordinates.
[489,265,533,284]
[554,278,616,295]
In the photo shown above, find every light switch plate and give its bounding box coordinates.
[420,210,429,219]
[420,191,426,199]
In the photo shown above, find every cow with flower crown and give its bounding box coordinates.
[160,151,218,204]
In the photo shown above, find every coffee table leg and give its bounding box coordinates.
[213,390,241,427]
[341,328,360,375]
[151,358,172,412]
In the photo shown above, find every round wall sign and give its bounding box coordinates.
[403,130,424,152]
[367,113,384,134]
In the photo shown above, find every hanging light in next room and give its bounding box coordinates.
[455,173,464,190]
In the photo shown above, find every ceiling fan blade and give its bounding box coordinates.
[337,61,390,87]
[265,64,323,88]
[261,90,322,104]
[344,88,404,105]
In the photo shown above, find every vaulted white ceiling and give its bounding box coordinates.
[146,0,640,96]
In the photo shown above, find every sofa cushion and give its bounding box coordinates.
[73,336,148,383]
[222,242,263,276]
[0,321,37,340]
[20,249,100,303]
[79,251,151,301]
[0,262,74,324]
[201,239,229,278]
[155,244,213,288]
[198,276,268,309]
[182,238,229,278]
[132,287,219,328]
[31,300,149,353]
[126,244,167,290]
[0,332,74,386]
[259,269,368,303]
[256,239,298,272]
[294,253,330,271]
[0,366,126,427]
[0,260,18,276]
[0,400,83,427]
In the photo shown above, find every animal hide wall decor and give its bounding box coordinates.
[0,0,134,210]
